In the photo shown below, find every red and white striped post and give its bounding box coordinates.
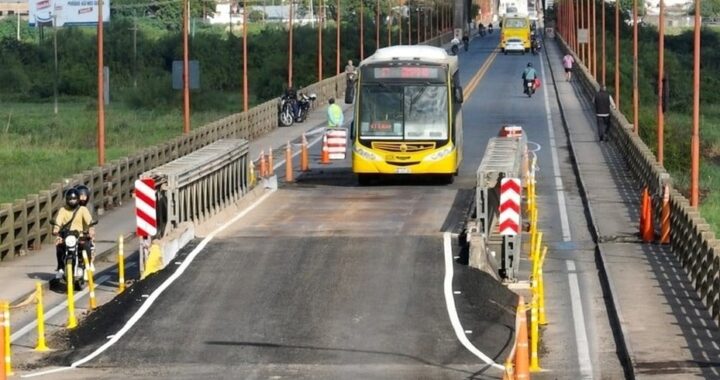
[135,178,157,275]
[499,178,522,236]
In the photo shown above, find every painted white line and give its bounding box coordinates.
[23,189,277,378]
[539,58,572,242]
[566,260,594,379]
[11,275,111,343]
[442,232,505,371]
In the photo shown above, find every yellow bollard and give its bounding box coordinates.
[118,235,126,294]
[66,261,77,329]
[529,292,541,372]
[249,161,256,187]
[82,251,97,310]
[0,301,6,380]
[538,246,548,325]
[530,210,538,258]
[2,301,12,376]
[34,283,49,352]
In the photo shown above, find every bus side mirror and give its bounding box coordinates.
[454,87,464,103]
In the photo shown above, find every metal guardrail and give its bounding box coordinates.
[556,36,720,325]
[476,131,527,281]
[142,139,250,237]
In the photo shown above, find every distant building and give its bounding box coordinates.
[206,4,317,25]
[0,0,29,19]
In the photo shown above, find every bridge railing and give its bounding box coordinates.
[555,36,720,325]
[0,74,348,262]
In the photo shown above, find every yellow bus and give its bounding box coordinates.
[348,45,464,185]
[501,14,532,53]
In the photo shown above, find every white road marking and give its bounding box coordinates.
[23,189,277,378]
[11,275,111,343]
[566,260,594,379]
[539,58,572,242]
[442,232,505,371]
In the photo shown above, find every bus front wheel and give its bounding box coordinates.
[358,174,373,186]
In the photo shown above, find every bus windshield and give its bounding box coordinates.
[358,83,448,140]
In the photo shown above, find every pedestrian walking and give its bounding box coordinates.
[327,98,344,128]
[562,53,575,81]
[345,60,357,104]
[594,85,616,142]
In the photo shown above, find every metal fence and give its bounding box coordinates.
[142,139,250,237]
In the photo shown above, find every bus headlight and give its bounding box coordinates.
[425,146,454,161]
[354,145,380,161]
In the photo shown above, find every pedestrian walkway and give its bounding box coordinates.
[546,40,720,378]
[0,100,353,308]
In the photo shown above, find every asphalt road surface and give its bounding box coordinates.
[21,33,624,379]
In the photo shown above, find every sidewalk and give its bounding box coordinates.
[0,100,353,308]
[545,40,720,378]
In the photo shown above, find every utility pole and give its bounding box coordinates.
[53,12,58,115]
[97,0,106,165]
[132,15,138,88]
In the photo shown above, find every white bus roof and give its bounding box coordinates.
[359,45,458,72]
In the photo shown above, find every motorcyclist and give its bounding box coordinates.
[74,184,97,271]
[52,188,95,279]
[531,37,540,54]
[478,23,486,36]
[283,86,300,121]
[462,33,470,51]
[521,62,538,94]
[450,36,461,54]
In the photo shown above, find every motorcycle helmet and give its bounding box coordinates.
[527,62,533,67]
[65,188,80,209]
[75,185,91,206]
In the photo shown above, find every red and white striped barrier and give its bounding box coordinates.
[499,178,521,236]
[326,128,347,160]
[135,178,157,237]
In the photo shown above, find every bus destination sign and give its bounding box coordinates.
[372,67,441,80]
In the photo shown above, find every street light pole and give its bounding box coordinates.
[376,0,380,50]
[318,0,323,81]
[182,0,190,134]
[243,0,248,112]
[360,0,364,60]
[97,0,106,165]
[615,0,620,109]
[289,0,294,87]
[632,0,638,134]
[336,0,340,76]
[53,12,58,116]
[601,0,605,85]
[657,0,664,165]
[690,0,701,206]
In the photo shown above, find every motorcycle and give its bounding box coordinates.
[295,92,317,123]
[524,80,535,97]
[463,39,469,51]
[50,227,94,292]
[531,39,541,55]
[278,96,297,127]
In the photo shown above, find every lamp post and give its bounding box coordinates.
[690,0,701,206]
[97,0,106,163]
[182,0,190,134]
[336,0,340,76]
[657,0,664,165]
[360,0,364,60]
[318,0,323,81]
[376,0,380,50]
[288,0,294,87]
[242,0,248,112]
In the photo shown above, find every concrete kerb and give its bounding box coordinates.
[544,38,637,379]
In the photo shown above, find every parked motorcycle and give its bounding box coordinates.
[278,96,297,127]
[295,92,317,123]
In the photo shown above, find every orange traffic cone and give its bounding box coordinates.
[642,193,654,243]
[301,133,310,172]
[259,150,267,178]
[267,147,274,176]
[660,185,670,244]
[515,296,530,380]
[320,134,330,164]
[639,187,649,234]
[285,141,294,183]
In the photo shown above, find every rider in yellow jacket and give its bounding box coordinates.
[53,188,95,278]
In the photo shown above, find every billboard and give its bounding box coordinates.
[29,0,110,27]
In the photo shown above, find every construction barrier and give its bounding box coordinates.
[475,125,528,281]
[325,128,348,160]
